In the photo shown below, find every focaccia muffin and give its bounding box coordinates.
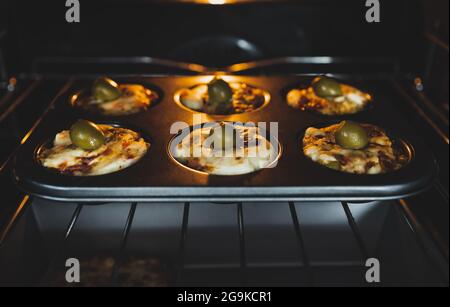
[170,122,279,176]
[177,78,268,115]
[287,76,372,116]
[73,78,159,116]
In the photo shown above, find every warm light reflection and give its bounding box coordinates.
[208,0,226,4]
[70,93,79,106]
[187,63,208,72]
[227,62,257,73]
[193,75,241,85]
[20,129,34,145]
[192,0,236,4]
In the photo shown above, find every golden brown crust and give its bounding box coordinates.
[171,124,278,176]
[287,84,372,116]
[75,84,159,116]
[303,123,407,174]
[180,82,266,115]
[38,125,149,176]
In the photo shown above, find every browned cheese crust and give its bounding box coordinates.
[75,84,159,116]
[287,84,372,116]
[180,83,266,115]
[303,123,408,174]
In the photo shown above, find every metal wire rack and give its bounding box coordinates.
[7,197,439,287]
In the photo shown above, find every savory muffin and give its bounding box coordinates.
[170,122,279,176]
[287,76,372,116]
[73,78,159,116]
[177,78,268,115]
[38,120,149,176]
[303,121,408,174]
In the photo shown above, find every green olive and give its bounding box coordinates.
[92,77,122,102]
[209,122,237,150]
[335,121,369,150]
[325,161,341,170]
[207,78,233,112]
[312,76,343,98]
[70,120,106,150]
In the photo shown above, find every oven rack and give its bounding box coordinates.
[1,196,446,287]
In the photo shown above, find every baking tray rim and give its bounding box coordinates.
[13,161,438,203]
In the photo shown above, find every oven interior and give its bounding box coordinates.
[0,0,448,287]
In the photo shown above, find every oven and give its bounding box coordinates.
[0,0,448,288]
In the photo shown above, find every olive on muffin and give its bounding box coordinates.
[170,122,279,176]
[72,77,159,116]
[303,121,408,174]
[38,120,149,176]
[287,76,372,116]
[177,78,268,115]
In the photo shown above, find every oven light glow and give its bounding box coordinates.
[188,75,242,87]
[193,0,236,5]
[208,0,226,4]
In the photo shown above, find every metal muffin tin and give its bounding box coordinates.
[14,76,438,203]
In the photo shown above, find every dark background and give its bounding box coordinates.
[0,0,430,69]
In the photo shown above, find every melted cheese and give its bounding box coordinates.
[287,84,371,116]
[171,124,278,176]
[39,125,149,176]
[77,84,158,116]
[303,124,403,175]
[179,83,266,115]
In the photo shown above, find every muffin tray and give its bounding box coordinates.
[13,76,438,203]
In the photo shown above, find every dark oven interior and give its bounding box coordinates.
[0,0,448,287]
